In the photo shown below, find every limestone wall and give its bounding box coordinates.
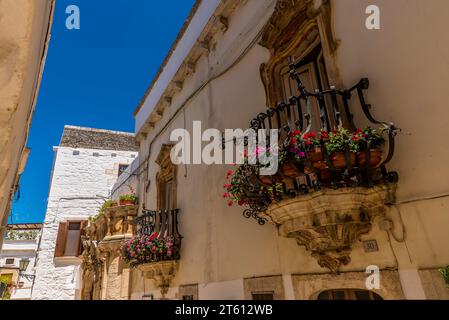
[32,146,137,300]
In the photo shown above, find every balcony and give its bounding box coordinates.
[85,204,138,243]
[123,209,182,297]
[225,63,399,273]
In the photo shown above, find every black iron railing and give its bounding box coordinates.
[132,208,182,263]
[234,63,399,225]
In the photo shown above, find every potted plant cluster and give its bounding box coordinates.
[122,232,177,267]
[356,127,385,167]
[119,194,138,206]
[223,160,284,208]
[101,199,117,211]
[223,126,387,207]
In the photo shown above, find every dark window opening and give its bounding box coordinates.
[118,164,129,177]
[252,292,274,300]
[317,289,383,300]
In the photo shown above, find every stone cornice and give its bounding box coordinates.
[135,0,247,142]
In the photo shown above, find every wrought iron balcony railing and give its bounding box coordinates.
[128,209,182,265]
[232,63,399,225]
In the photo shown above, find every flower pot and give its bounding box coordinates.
[317,169,333,182]
[109,201,118,207]
[259,175,282,186]
[330,152,356,169]
[280,162,302,178]
[308,147,323,162]
[358,149,382,168]
[119,199,135,206]
[307,148,327,170]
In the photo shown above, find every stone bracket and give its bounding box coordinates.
[261,184,396,273]
[138,260,179,298]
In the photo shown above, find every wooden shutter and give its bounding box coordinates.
[54,222,68,257]
[78,220,88,256]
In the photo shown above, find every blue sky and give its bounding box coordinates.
[9,0,195,224]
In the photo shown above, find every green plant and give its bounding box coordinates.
[88,212,104,223]
[439,266,449,286]
[223,164,284,207]
[326,127,359,154]
[99,200,115,213]
[119,194,138,203]
[4,230,39,241]
[356,127,386,150]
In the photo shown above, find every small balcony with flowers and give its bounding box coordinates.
[223,63,400,274]
[121,208,182,297]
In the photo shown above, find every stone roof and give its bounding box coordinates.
[60,125,139,152]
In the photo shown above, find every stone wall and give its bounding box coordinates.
[60,126,139,152]
[32,145,137,300]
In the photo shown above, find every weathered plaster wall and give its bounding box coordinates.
[0,0,54,248]
[128,0,449,299]
[332,0,449,298]
[32,145,137,300]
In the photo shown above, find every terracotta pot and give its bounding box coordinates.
[259,175,282,186]
[307,148,327,170]
[280,162,302,178]
[318,169,333,181]
[119,199,135,206]
[308,147,323,162]
[358,149,383,168]
[330,152,356,169]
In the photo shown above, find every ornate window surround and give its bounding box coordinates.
[259,0,341,107]
[155,144,177,211]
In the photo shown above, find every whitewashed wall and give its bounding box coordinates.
[0,238,39,300]
[31,147,137,300]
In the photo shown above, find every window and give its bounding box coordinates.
[179,284,198,300]
[156,145,177,211]
[280,44,335,132]
[5,258,15,265]
[54,220,87,258]
[317,289,383,300]
[159,178,175,210]
[252,292,274,300]
[118,164,129,177]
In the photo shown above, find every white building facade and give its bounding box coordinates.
[0,224,42,300]
[32,126,138,300]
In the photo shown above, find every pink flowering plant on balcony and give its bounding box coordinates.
[223,146,285,207]
[122,232,177,267]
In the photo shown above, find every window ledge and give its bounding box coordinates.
[54,256,81,266]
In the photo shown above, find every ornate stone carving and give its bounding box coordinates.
[259,0,340,106]
[138,260,179,298]
[103,204,138,240]
[260,184,396,273]
[80,237,103,300]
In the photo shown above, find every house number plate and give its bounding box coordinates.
[363,240,379,253]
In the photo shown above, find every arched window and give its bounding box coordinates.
[317,289,383,300]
